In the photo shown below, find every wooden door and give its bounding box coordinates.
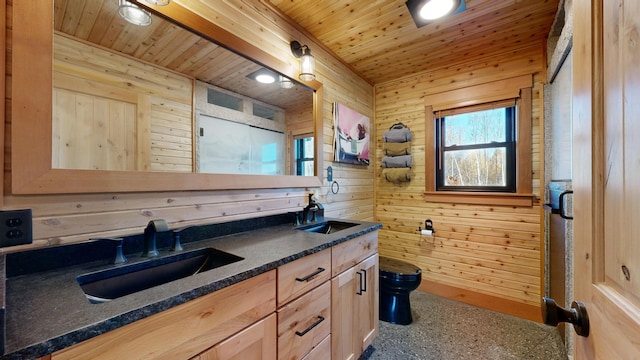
[355,254,378,354]
[573,0,640,358]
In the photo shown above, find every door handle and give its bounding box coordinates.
[559,190,573,219]
[541,297,589,337]
[356,271,364,295]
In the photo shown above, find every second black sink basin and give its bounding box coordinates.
[77,248,243,304]
[297,220,358,235]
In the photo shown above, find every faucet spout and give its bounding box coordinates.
[142,219,169,257]
[302,194,324,224]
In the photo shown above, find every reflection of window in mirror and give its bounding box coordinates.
[294,136,315,176]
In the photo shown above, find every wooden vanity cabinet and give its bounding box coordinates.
[190,314,277,360]
[331,231,379,360]
[47,271,277,360]
[38,231,379,360]
[276,249,331,360]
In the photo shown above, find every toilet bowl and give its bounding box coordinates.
[379,256,422,325]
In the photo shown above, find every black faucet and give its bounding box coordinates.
[142,219,169,257]
[302,193,324,224]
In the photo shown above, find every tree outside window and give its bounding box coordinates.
[436,106,516,192]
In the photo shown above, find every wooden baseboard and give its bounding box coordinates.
[418,280,542,323]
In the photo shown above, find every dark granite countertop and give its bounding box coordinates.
[1,216,381,359]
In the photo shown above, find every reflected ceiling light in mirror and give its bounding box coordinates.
[279,76,295,89]
[118,0,153,26]
[406,0,465,27]
[247,68,277,84]
[290,41,316,82]
[141,0,170,5]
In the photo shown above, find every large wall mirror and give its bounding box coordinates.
[10,0,323,194]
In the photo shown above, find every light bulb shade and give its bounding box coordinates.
[118,0,152,26]
[299,53,315,82]
[141,0,170,5]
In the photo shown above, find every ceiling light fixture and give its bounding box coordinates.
[406,0,465,27]
[247,68,278,84]
[290,41,316,82]
[118,0,153,27]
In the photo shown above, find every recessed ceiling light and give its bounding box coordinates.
[406,0,465,27]
[247,68,279,84]
[419,0,457,20]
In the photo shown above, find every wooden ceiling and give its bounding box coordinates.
[55,0,560,93]
[53,0,313,111]
[268,0,560,84]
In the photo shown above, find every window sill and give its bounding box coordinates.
[423,191,534,207]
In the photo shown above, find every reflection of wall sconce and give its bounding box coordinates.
[118,0,153,26]
[141,0,170,5]
[279,76,295,89]
[290,41,316,82]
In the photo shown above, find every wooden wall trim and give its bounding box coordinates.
[423,74,533,111]
[418,280,541,323]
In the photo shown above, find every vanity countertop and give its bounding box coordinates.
[1,217,381,359]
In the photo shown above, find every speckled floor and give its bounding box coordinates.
[362,291,568,360]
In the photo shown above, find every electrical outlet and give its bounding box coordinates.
[0,209,33,247]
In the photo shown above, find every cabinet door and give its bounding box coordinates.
[193,314,276,360]
[355,254,378,354]
[331,266,357,360]
[331,254,379,360]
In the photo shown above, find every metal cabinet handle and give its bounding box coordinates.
[356,270,365,295]
[295,316,325,337]
[542,297,589,337]
[295,267,325,282]
[361,268,367,292]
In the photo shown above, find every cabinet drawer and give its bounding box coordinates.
[51,271,276,360]
[332,230,378,276]
[301,335,330,360]
[277,281,331,360]
[277,249,331,306]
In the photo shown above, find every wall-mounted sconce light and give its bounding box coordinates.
[290,41,316,82]
[118,0,153,26]
[406,0,465,27]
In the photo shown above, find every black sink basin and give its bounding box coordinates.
[76,248,243,304]
[297,220,359,235]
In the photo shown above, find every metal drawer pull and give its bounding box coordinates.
[295,316,325,337]
[295,267,325,282]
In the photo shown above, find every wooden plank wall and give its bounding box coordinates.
[374,43,545,321]
[53,34,194,172]
[2,0,374,249]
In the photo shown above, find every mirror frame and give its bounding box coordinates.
[10,0,323,194]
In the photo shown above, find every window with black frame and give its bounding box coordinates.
[294,136,314,176]
[435,103,516,192]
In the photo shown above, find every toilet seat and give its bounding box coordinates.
[379,257,421,281]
